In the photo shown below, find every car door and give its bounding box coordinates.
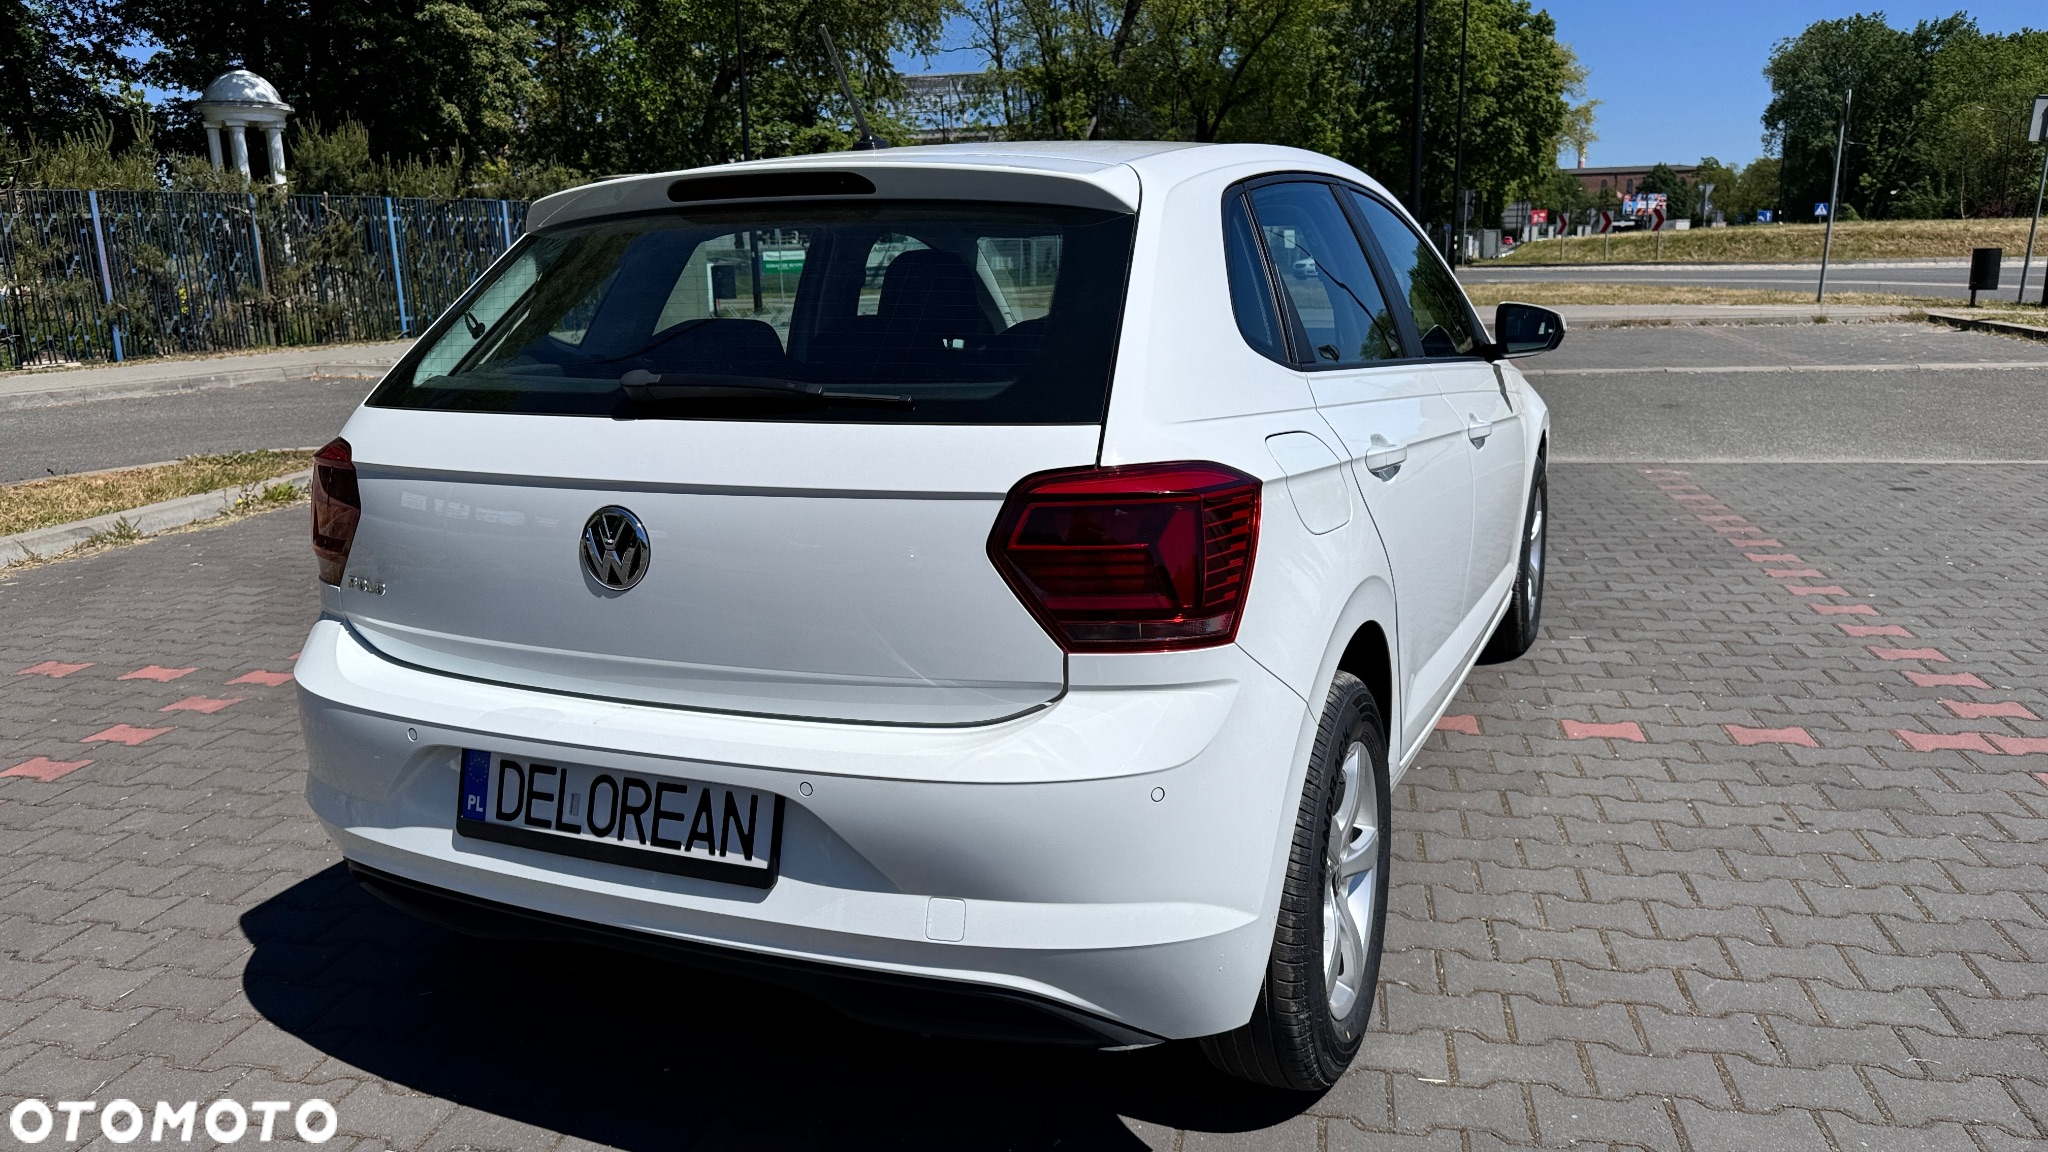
[1239,180,1476,747]
[1348,190,1529,622]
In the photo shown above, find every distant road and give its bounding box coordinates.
[1527,321,2048,463]
[1458,259,2045,301]
[0,377,370,484]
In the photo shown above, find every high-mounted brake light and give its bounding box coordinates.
[311,437,360,586]
[988,461,1261,652]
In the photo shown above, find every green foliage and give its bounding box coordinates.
[123,0,546,169]
[1692,154,1778,221]
[2,0,137,142]
[961,0,1576,230]
[1765,13,2048,220]
[285,118,582,198]
[1693,156,1737,219]
[1525,165,1589,217]
[1905,26,2048,218]
[12,0,1577,235]
[523,0,944,173]
[3,112,164,191]
[1637,161,1696,219]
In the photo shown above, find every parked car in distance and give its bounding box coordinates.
[297,141,1560,1091]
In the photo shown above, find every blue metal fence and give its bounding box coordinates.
[0,189,530,371]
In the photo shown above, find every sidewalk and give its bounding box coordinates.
[0,341,411,409]
[0,300,1917,407]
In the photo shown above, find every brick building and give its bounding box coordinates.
[1569,163,1697,199]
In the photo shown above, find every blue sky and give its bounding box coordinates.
[896,2,2045,169]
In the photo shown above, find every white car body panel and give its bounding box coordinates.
[297,141,1550,1042]
[330,409,1090,724]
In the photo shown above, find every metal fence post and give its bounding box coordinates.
[385,196,411,336]
[86,190,124,362]
[246,194,270,295]
[499,199,513,253]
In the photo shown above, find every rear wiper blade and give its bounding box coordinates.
[617,369,912,410]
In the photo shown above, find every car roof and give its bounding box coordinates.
[524,141,1391,232]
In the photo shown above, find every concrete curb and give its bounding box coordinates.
[0,470,310,568]
[0,342,408,410]
[1923,310,2048,342]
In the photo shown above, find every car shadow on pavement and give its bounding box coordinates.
[240,866,1310,1150]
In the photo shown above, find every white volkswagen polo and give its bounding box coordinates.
[296,141,1559,1090]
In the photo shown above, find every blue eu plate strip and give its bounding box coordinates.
[460,749,491,820]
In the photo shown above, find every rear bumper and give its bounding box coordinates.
[348,861,1154,1046]
[295,617,1313,1041]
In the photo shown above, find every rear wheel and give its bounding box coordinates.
[1200,672,1390,1091]
[1478,460,1547,665]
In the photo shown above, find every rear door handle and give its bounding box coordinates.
[1363,436,1408,480]
[1465,414,1492,446]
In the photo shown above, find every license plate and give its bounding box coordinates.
[455,750,784,888]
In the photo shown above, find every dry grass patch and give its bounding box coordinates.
[1495,218,2042,266]
[1462,283,1944,308]
[0,450,312,538]
[1941,303,2048,329]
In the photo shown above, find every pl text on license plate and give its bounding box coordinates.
[456,750,783,887]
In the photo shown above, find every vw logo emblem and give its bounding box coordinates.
[581,506,650,591]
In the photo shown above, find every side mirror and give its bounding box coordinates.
[1489,302,1566,359]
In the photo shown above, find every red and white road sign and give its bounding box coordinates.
[1597,210,1614,234]
[1647,206,1667,232]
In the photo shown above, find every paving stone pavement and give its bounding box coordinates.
[2,463,2046,1150]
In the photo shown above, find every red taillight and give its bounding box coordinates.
[311,437,360,586]
[988,461,1261,652]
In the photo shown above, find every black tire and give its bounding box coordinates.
[1477,459,1547,665]
[1200,672,1391,1092]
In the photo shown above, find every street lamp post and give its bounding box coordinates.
[1816,87,1851,306]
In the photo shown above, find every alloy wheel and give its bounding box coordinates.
[1322,740,1381,1022]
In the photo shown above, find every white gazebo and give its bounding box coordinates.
[195,69,294,184]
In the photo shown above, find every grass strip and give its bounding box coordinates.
[0,450,312,538]
[1494,218,2043,267]
[1462,284,1945,308]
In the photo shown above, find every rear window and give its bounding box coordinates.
[370,201,1136,424]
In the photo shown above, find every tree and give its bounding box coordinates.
[1907,25,2048,217]
[1636,160,1694,219]
[1558,98,1598,168]
[961,0,1177,140]
[1117,0,1311,143]
[1289,0,1576,231]
[121,0,545,173]
[527,0,945,172]
[1,0,136,145]
[958,0,1575,232]
[1762,12,1972,220]
[1693,155,1738,223]
[1702,155,1779,222]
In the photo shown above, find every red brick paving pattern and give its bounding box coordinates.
[1,757,93,782]
[0,471,2046,1149]
[117,665,196,682]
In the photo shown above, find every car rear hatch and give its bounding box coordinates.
[328,179,1137,726]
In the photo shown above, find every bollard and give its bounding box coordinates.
[1968,247,2001,307]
